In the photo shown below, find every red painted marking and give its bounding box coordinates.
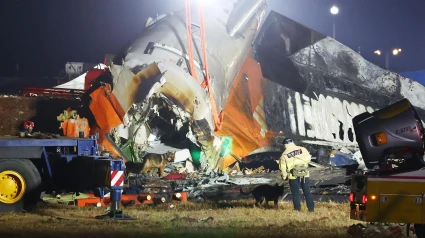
[111,170,118,178]
[114,174,124,187]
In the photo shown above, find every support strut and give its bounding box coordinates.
[96,160,133,220]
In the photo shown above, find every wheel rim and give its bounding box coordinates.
[0,170,26,204]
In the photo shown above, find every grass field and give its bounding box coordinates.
[0,200,366,238]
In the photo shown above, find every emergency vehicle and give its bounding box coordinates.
[350,98,425,236]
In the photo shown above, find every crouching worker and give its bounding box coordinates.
[19,120,34,137]
[279,138,314,212]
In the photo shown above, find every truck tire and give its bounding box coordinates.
[0,159,42,212]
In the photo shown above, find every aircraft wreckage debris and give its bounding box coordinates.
[126,164,351,203]
[0,93,356,204]
[3,0,410,207]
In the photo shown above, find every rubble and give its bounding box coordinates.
[119,137,355,203]
[125,157,351,203]
[347,223,367,237]
[348,223,415,238]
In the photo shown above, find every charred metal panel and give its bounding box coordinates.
[295,66,394,106]
[264,82,373,144]
[253,11,425,147]
[253,11,325,93]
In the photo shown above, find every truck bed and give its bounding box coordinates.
[0,136,95,147]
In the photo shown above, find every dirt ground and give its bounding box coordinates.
[0,96,37,136]
[0,95,80,136]
[0,200,365,238]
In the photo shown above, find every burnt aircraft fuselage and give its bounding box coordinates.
[105,2,425,170]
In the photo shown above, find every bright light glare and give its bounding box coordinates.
[371,195,376,200]
[330,6,339,15]
[393,49,400,55]
[374,50,381,56]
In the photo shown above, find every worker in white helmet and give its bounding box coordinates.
[279,138,314,212]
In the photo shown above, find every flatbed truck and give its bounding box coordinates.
[0,134,125,217]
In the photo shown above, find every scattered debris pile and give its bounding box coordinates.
[227,156,280,176]
[302,143,366,174]
[348,223,416,237]
[125,154,351,203]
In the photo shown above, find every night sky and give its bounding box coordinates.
[1,0,424,78]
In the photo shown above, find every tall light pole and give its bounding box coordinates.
[330,5,339,39]
[374,48,402,70]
